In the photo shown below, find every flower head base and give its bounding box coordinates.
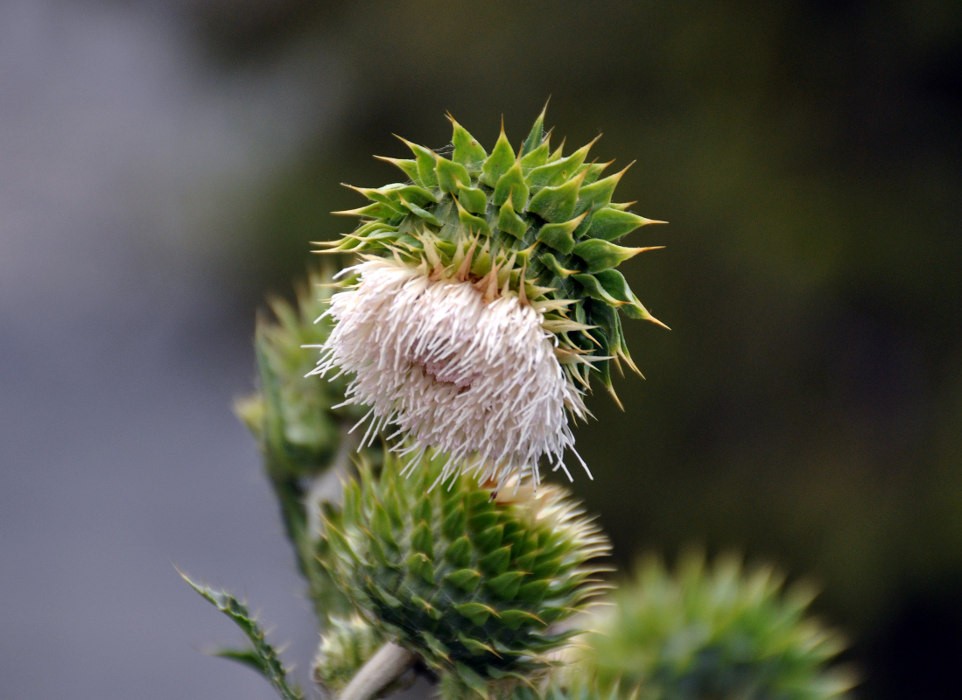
[312,256,588,489]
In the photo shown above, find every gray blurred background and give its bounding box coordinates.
[2,1,960,698]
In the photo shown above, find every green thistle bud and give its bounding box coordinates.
[577,553,857,699]
[318,451,610,691]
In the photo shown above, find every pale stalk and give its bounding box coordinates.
[338,642,416,700]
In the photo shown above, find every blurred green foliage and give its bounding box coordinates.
[580,553,854,698]
[189,2,962,697]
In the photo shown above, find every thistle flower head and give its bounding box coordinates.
[312,256,587,488]
[314,108,666,486]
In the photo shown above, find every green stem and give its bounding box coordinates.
[267,424,356,621]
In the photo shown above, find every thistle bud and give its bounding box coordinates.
[318,452,610,692]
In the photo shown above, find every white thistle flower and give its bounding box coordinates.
[311,257,589,489]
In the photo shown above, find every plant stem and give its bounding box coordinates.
[268,423,356,621]
[338,642,416,700]
[267,464,336,620]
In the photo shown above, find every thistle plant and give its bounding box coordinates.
[182,109,855,700]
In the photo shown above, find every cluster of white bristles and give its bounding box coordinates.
[311,257,589,489]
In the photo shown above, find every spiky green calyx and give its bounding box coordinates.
[236,267,365,479]
[577,553,857,700]
[321,107,666,397]
[319,451,610,690]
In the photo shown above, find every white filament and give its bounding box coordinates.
[310,258,588,488]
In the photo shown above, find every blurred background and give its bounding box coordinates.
[2,0,960,697]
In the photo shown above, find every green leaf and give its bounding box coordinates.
[346,184,408,214]
[411,592,442,620]
[371,506,399,553]
[457,632,498,657]
[581,160,610,185]
[530,553,563,580]
[212,647,271,675]
[178,569,303,700]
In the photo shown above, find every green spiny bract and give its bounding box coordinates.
[578,553,857,700]
[319,451,611,692]
[236,268,365,478]
[322,107,666,399]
